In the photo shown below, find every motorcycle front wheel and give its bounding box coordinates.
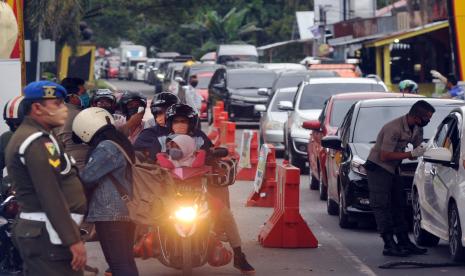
[182,237,192,276]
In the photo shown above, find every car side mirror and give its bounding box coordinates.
[258,88,270,96]
[321,135,342,150]
[303,120,321,131]
[254,104,266,113]
[278,101,293,111]
[423,147,452,166]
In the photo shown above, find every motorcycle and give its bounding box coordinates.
[134,147,236,276]
[0,184,22,275]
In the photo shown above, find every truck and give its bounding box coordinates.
[117,44,147,80]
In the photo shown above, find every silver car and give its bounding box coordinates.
[256,87,298,151]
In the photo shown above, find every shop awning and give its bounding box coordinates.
[364,20,449,48]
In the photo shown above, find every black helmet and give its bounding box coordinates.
[91,89,117,113]
[118,91,147,117]
[150,92,179,114]
[3,96,25,132]
[165,104,199,133]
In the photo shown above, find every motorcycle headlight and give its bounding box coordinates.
[174,206,197,223]
[157,73,165,80]
[351,157,367,176]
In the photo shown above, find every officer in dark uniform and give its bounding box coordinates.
[365,100,435,257]
[5,81,87,276]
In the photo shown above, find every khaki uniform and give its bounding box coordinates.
[53,103,89,171]
[5,117,87,276]
[366,115,423,234]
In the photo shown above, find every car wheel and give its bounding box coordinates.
[309,173,319,190]
[449,202,465,261]
[327,196,338,216]
[339,190,356,229]
[319,169,327,201]
[412,189,440,246]
[289,145,308,174]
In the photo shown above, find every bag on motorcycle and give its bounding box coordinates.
[108,141,175,226]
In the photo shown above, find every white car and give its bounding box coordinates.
[413,106,465,261]
[283,77,388,173]
[134,62,146,81]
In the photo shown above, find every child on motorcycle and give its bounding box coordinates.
[142,103,255,275]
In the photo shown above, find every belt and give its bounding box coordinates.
[19,212,84,245]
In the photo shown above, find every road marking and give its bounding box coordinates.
[301,206,377,276]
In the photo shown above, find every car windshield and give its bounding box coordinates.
[197,72,214,89]
[298,83,386,110]
[274,74,306,89]
[329,99,361,127]
[271,90,297,111]
[228,72,276,89]
[352,106,455,143]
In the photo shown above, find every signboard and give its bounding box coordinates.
[0,0,24,133]
[59,44,96,81]
[296,11,315,40]
[238,130,253,169]
[253,144,270,193]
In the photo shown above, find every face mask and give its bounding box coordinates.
[168,148,183,160]
[417,118,429,127]
[190,81,198,88]
[39,102,68,127]
[79,93,90,108]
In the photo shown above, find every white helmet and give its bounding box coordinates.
[72,107,115,143]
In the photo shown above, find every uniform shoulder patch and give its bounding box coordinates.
[44,142,57,156]
[48,158,61,168]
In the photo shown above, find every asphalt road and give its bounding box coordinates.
[84,79,465,275]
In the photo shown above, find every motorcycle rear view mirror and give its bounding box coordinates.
[212,147,229,158]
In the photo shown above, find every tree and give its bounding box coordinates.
[27,0,83,47]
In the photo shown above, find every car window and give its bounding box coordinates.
[330,99,363,127]
[319,100,329,124]
[298,83,386,110]
[197,72,214,89]
[228,72,276,89]
[353,106,455,143]
[270,90,297,111]
[339,105,354,146]
[274,74,307,90]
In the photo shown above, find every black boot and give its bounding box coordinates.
[381,233,409,257]
[233,252,255,275]
[396,232,427,255]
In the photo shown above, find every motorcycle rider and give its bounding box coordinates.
[144,104,255,274]
[398,79,418,94]
[53,78,90,172]
[1,96,25,193]
[116,91,147,143]
[133,92,179,160]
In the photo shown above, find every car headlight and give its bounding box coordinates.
[157,73,165,79]
[174,205,197,223]
[351,157,367,176]
[266,120,284,130]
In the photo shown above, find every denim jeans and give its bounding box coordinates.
[95,221,138,276]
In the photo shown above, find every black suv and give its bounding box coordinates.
[208,68,277,124]
[321,98,463,229]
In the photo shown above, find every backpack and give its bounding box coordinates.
[107,141,175,226]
